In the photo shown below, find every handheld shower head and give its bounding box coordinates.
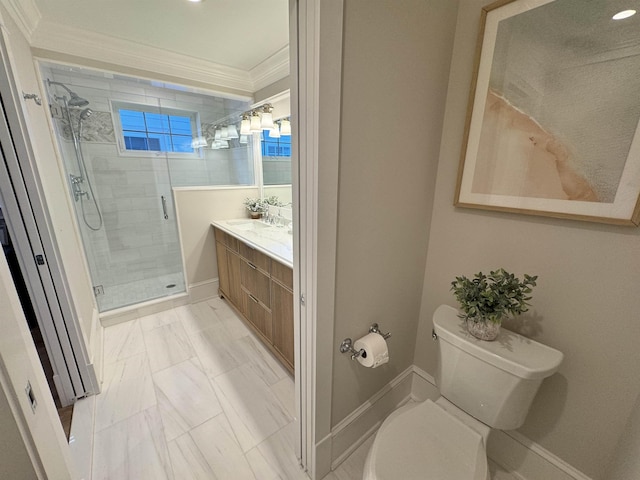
[79,108,93,121]
[47,79,90,107]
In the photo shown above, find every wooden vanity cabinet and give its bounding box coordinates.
[214,229,242,310]
[213,226,294,372]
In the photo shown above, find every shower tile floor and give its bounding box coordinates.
[97,272,185,312]
[92,297,518,480]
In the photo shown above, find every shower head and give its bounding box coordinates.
[47,79,90,107]
[79,108,93,121]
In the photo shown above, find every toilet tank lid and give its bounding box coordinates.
[433,305,563,380]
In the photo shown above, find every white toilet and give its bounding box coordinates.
[363,304,563,480]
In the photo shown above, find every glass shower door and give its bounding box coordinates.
[42,62,186,312]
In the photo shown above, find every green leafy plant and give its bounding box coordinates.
[244,197,268,213]
[450,269,537,324]
[263,195,284,206]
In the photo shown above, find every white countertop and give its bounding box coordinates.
[212,219,293,268]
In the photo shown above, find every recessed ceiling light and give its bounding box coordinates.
[187,0,203,3]
[612,9,636,20]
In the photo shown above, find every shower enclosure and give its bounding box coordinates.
[40,61,253,312]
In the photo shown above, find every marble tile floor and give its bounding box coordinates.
[93,296,519,480]
[94,296,303,480]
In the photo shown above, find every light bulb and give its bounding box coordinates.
[240,115,251,135]
[250,112,262,132]
[260,105,274,130]
[226,124,239,139]
[269,123,281,138]
[280,118,291,136]
[613,9,636,20]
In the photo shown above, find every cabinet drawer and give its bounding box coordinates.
[271,261,293,291]
[240,260,271,308]
[238,242,270,273]
[243,290,272,340]
[213,227,238,252]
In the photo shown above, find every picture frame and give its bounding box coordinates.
[454,0,640,226]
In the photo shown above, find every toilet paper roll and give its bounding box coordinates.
[354,333,389,368]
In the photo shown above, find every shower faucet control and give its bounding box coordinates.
[69,174,87,201]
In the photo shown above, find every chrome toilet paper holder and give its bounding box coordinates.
[340,323,391,360]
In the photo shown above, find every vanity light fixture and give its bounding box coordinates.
[260,104,275,130]
[214,128,222,141]
[240,114,251,135]
[191,136,207,148]
[613,9,636,19]
[280,118,291,136]
[240,103,279,133]
[250,111,262,132]
[239,135,249,144]
[226,124,239,139]
[269,122,281,138]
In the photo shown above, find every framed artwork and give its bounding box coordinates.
[455,0,640,226]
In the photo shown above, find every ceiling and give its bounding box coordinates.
[32,0,290,71]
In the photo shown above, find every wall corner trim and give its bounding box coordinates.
[250,45,290,92]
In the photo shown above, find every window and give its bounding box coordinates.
[261,131,291,158]
[113,102,198,155]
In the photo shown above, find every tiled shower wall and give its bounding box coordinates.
[42,64,254,311]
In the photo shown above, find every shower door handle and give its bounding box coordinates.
[161,196,169,220]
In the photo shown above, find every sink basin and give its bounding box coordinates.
[227,220,271,231]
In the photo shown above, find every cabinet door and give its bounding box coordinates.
[227,249,243,310]
[215,241,230,296]
[271,281,294,368]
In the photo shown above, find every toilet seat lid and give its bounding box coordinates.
[364,400,488,480]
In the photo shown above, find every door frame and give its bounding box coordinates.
[293,0,344,477]
[0,24,99,405]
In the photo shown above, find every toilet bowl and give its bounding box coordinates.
[363,304,563,480]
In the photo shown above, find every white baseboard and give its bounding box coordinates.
[316,366,415,475]
[187,279,219,304]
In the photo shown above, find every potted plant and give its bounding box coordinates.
[244,198,267,219]
[450,268,537,341]
[263,195,284,207]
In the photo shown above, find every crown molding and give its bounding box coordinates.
[29,21,290,95]
[0,0,41,40]
[31,21,256,94]
[249,45,290,91]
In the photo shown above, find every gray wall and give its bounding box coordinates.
[329,0,459,426]
[413,1,640,478]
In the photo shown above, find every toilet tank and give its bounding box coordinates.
[433,305,563,430]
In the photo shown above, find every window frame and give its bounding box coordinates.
[110,100,203,159]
